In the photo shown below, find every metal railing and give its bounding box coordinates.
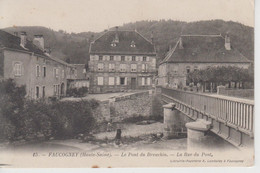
[161,87,254,134]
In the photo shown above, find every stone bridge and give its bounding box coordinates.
[159,87,254,150]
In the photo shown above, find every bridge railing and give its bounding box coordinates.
[161,87,254,134]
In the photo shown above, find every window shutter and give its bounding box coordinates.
[21,63,24,75]
[116,77,120,85]
[147,56,150,61]
[140,56,143,61]
[142,77,145,86]
[147,77,151,85]
[124,77,127,85]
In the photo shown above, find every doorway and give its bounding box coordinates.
[131,78,136,90]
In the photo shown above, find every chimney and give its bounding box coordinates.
[114,26,119,43]
[225,34,231,50]
[33,35,45,50]
[13,32,18,37]
[179,37,183,49]
[20,31,27,48]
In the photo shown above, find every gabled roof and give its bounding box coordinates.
[89,30,156,55]
[0,30,46,57]
[161,35,251,64]
[0,30,73,67]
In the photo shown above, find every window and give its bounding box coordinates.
[141,77,151,86]
[109,64,115,72]
[143,56,147,61]
[131,64,137,72]
[99,55,103,61]
[14,62,22,76]
[42,86,45,98]
[54,84,60,96]
[121,56,125,61]
[120,64,126,72]
[53,68,59,78]
[97,77,104,85]
[61,70,65,79]
[43,66,46,77]
[186,66,190,73]
[109,77,115,85]
[110,56,114,61]
[130,41,136,47]
[53,85,58,95]
[142,64,148,72]
[111,42,116,47]
[141,77,145,86]
[36,65,40,77]
[147,77,151,85]
[36,86,40,98]
[120,77,125,85]
[132,56,136,61]
[116,77,120,85]
[98,63,104,71]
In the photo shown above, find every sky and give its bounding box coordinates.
[0,0,254,33]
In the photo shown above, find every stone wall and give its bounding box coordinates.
[93,90,163,123]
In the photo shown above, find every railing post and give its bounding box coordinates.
[163,103,182,139]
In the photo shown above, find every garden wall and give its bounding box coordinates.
[94,90,163,123]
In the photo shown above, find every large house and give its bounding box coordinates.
[88,27,157,93]
[158,34,251,88]
[0,30,76,99]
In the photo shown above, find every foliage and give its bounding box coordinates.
[0,79,97,141]
[66,87,88,97]
[187,66,253,84]
[3,19,254,65]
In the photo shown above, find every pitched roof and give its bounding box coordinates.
[89,30,156,55]
[0,30,46,57]
[0,30,73,67]
[162,35,251,64]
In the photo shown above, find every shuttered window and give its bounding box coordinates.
[109,77,115,85]
[97,77,104,85]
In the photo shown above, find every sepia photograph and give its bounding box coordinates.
[0,0,255,168]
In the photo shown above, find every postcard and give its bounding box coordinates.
[0,0,254,168]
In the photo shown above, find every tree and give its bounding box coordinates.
[187,66,253,92]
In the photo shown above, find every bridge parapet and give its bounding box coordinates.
[161,87,254,148]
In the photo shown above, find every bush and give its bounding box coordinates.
[0,79,96,141]
[67,87,88,97]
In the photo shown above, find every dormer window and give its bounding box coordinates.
[111,42,116,47]
[130,41,136,47]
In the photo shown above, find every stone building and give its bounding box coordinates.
[68,64,89,88]
[0,30,76,99]
[158,34,251,88]
[89,27,156,93]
